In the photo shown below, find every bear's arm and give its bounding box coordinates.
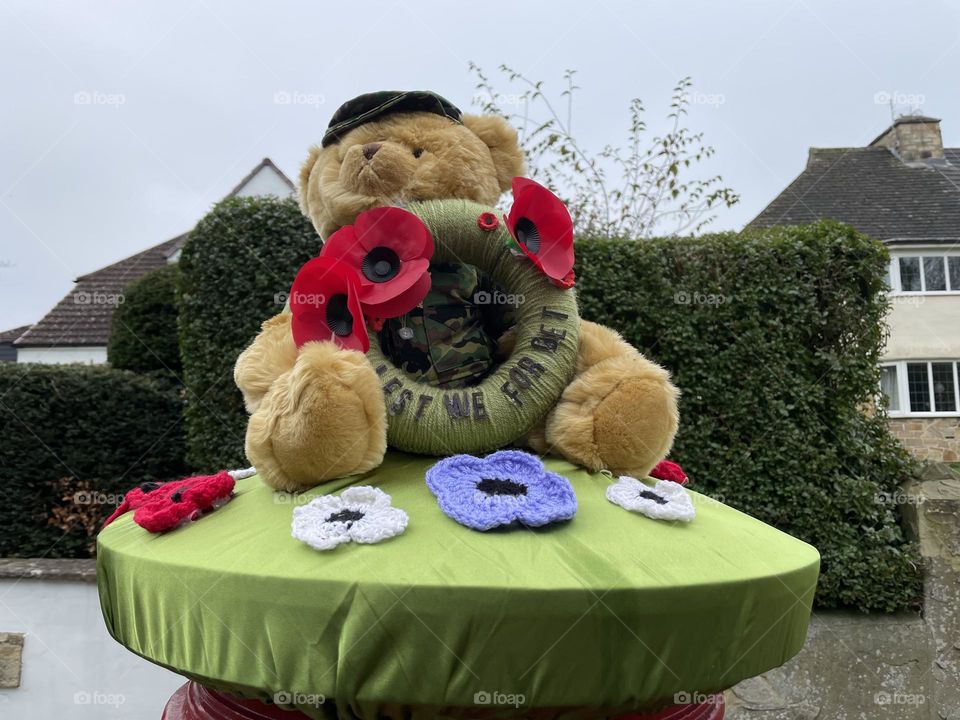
[234,313,299,414]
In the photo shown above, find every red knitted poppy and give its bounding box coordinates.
[102,472,236,533]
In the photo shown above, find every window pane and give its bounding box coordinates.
[949,257,960,291]
[931,362,957,412]
[907,363,931,412]
[880,366,900,411]
[923,256,946,291]
[899,257,921,291]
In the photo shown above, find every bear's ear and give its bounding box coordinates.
[461,115,526,193]
[298,144,324,216]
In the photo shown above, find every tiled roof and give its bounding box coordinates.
[14,235,184,347]
[15,158,295,349]
[747,147,960,244]
[0,325,31,344]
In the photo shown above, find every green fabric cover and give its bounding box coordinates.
[97,453,819,720]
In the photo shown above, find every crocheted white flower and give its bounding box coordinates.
[606,476,695,522]
[292,486,408,551]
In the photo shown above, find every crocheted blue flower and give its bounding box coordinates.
[426,450,577,531]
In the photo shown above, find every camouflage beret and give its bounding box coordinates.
[321,90,462,147]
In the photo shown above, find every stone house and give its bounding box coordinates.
[749,116,960,462]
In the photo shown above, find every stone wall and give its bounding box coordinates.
[0,633,23,688]
[725,463,960,719]
[889,417,960,463]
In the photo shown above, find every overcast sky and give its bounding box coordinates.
[2,0,958,332]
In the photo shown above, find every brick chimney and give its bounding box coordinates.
[870,115,944,163]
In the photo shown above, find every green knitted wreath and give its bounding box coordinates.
[366,199,580,456]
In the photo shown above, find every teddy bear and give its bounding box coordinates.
[234,91,679,492]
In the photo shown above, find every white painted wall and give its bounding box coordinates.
[234,166,295,198]
[885,295,960,360]
[0,579,183,719]
[884,248,960,361]
[16,346,108,365]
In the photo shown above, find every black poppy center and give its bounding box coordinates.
[326,293,354,337]
[326,509,365,524]
[477,477,528,496]
[514,217,541,254]
[361,247,401,283]
[638,489,668,505]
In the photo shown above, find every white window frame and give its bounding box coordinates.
[888,250,960,295]
[881,360,960,417]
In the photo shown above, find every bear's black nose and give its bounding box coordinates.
[362,143,382,160]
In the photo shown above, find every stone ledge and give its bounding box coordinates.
[0,558,96,583]
[901,463,960,564]
[726,610,935,719]
[726,466,960,719]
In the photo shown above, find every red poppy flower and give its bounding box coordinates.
[650,459,688,485]
[321,206,433,317]
[505,177,575,288]
[477,211,499,231]
[102,472,236,533]
[289,256,369,353]
[361,271,432,320]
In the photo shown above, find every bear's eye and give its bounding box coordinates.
[412,148,424,159]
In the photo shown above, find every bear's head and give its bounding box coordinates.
[299,91,525,238]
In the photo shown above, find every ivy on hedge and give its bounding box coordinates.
[0,364,186,557]
[107,264,181,375]
[575,220,921,613]
[179,194,920,612]
[177,196,318,470]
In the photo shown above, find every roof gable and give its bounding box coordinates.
[226,158,296,198]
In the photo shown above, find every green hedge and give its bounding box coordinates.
[107,264,181,375]
[0,364,186,557]
[179,195,920,611]
[178,196,318,470]
[576,221,921,612]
